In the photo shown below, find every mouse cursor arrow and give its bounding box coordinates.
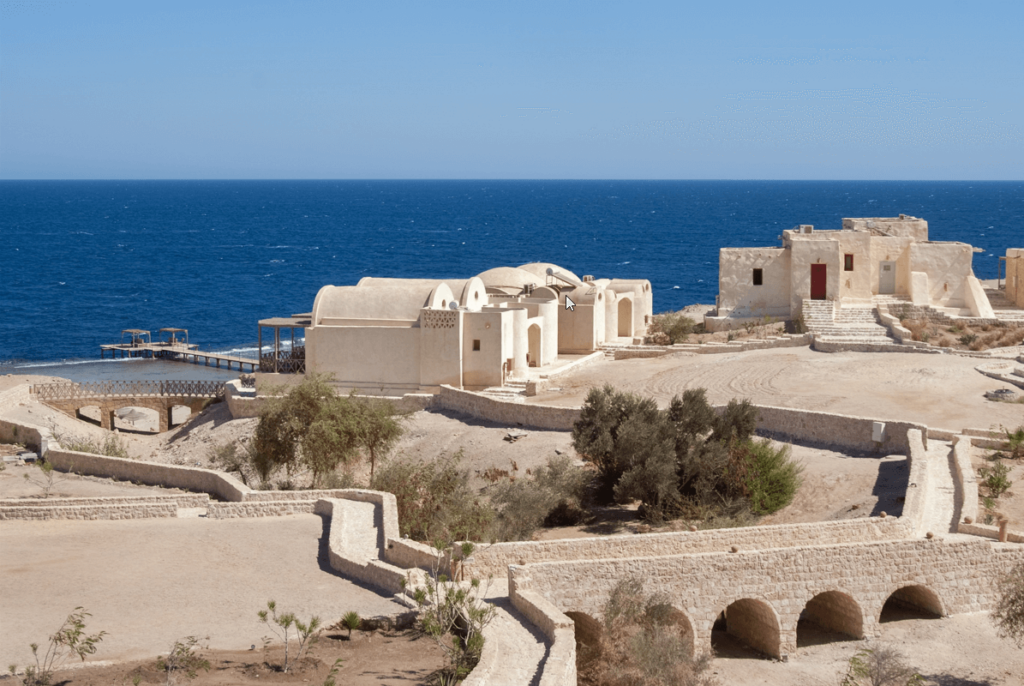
[564,296,576,312]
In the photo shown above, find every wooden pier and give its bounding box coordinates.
[100,329,258,372]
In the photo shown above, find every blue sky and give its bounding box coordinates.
[1,0,1021,180]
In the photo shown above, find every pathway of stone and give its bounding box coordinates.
[921,439,959,536]
[480,580,548,686]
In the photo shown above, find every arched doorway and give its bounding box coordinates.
[711,598,780,659]
[528,323,541,367]
[797,591,864,647]
[617,298,633,337]
[880,585,944,623]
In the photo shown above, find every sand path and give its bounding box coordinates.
[536,347,1024,432]
[0,514,405,670]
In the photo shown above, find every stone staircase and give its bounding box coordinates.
[479,378,527,402]
[804,299,901,351]
[985,288,1024,321]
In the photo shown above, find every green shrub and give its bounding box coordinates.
[572,385,676,505]
[736,439,802,515]
[371,451,495,542]
[489,455,592,541]
[156,636,210,685]
[257,601,320,673]
[959,333,978,346]
[12,607,106,686]
[340,612,360,638]
[980,461,1012,498]
[648,312,695,344]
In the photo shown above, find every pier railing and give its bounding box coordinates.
[259,346,305,374]
[31,380,226,401]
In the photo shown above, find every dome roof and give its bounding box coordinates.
[518,263,582,285]
[312,283,444,323]
[475,267,543,291]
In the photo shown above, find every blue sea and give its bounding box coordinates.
[2,180,1021,381]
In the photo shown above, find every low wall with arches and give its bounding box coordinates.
[509,537,1024,660]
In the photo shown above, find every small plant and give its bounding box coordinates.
[156,636,210,685]
[257,600,321,673]
[959,332,978,346]
[16,607,107,686]
[837,644,922,685]
[979,462,1012,498]
[1003,425,1024,460]
[340,611,360,639]
[647,312,695,344]
[321,658,345,686]
[409,543,496,686]
[22,460,71,498]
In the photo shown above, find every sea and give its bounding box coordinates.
[1,180,1021,382]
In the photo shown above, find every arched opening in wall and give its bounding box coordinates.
[617,298,633,337]
[168,404,193,429]
[527,323,541,367]
[566,611,602,671]
[796,591,864,647]
[711,598,781,659]
[880,585,944,623]
[657,605,695,656]
[117,406,160,433]
[75,405,103,427]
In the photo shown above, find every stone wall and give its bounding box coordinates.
[434,385,582,431]
[44,449,251,502]
[461,516,912,580]
[0,500,179,521]
[952,435,978,527]
[0,418,49,454]
[752,406,928,453]
[511,537,1024,660]
[902,429,930,536]
[207,500,318,518]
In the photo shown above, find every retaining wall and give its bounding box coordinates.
[44,449,251,502]
[0,500,179,521]
[507,571,578,686]
[434,385,582,431]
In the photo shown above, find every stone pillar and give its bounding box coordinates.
[999,519,1009,543]
[160,406,171,433]
[101,408,115,430]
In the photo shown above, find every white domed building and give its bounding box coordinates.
[262,264,652,395]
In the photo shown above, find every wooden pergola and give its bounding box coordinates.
[158,327,191,347]
[120,329,151,347]
[257,314,311,373]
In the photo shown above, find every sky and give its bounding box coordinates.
[1,0,1022,180]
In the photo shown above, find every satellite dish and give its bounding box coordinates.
[545,267,554,275]
[449,300,459,310]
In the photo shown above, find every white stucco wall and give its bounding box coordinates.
[462,309,510,389]
[306,326,422,394]
[718,248,792,317]
[1006,249,1024,307]
[909,242,975,308]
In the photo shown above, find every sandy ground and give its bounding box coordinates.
[0,462,193,499]
[7,632,444,686]
[0,514,406,670]
[534,347,1024,433]
[713,612,1024,686]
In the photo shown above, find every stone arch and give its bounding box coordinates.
[712,598,781,659]
[74,405,103,427]
[797,590,864,647]
[880,585,945,623]
[617,297,633,337]
[527,323,542,367]
[662,605,695,656]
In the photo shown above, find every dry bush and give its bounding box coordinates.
[937,336,953,348]
[992,561,1024,647]
[837,644,922,685]
[578,578,716,686]
[902,319,929,341]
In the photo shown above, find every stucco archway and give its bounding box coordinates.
[528,323,541,367]
[617,297,633,337]
[880,585,945,623]
[712,598,781,659]
[797,591,864,647]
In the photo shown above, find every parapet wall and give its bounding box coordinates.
[461,516,912,579]
[434,385,582,431]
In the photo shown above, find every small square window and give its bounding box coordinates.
[752,268,763,286]
[472,339,481,351]
[844,254,854,271]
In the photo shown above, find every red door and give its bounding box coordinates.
[810,264,827,300]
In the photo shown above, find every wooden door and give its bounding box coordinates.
[810,264,827,300]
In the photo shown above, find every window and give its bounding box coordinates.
[844,254,854,271]
[472,339,481,351]
[752,268,763,286]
